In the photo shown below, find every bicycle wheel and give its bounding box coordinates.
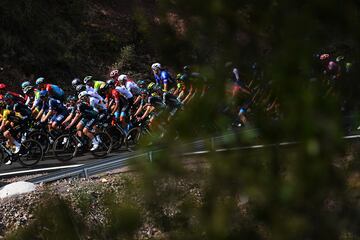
[91,132,113,158]
[107,126,124,151]
[28,131,50,153]
[53,134,78,162]
[18,139,43,167]
[125,127,142,148]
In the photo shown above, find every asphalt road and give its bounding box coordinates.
[0,148,132,175]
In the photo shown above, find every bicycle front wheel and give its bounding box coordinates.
[91,132,113,158]
[53,134,78,162]
[18,139,44,167]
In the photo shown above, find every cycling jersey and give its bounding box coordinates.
[148,95,166,109]
[5,103,31,122]
[163,92,181,109]
[77,102,98,119]
[2,92,26,105]
[45,84,65,101]
[154,70,174,86]
[126,81,141,95]
[48,98,68,115]
[93,81,106,92]
[67,105,77,115]
[115,86,133,99]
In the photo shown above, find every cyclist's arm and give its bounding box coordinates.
[35,108,44,121]
[62,112,74,125]
[41,110,53,123]
[67,112,81,129]
[139,105,154,120]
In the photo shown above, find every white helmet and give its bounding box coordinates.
[118,74,128,82]
[151,63,161,70]
[110,70,119,78]
[83,76,93,84]
[78,91,89,99]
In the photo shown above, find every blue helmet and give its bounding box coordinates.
[36,77,45,85]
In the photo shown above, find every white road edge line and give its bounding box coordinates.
[0,164,84,177]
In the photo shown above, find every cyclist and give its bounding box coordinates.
[22,85,35,107]
[36,77,65,102]
[151,63,175,92]
[0,83,26,104]
[110,70,120,85]
[105,79,129,126]
[62,95,78,127]
[1,93,32,156]
[84,76,106,93]
[40,91,69,129]
[225,62,251,97]
[175,65,201,104]
[116,76,134,108]
[66,92,100,151]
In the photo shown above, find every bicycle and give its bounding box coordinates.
[0,137,44,167]
[52,130,113,162]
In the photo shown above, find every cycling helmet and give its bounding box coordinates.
[3,93,14,102]
[67,95,77,102]
[110,70,119,78]
[183,65,190,72]
[72,78,81,88]
[76,84,86,93]
[336,56,345,62]
[36,77,45,85]
[118,74,128,82]
[106,79,115,87]
[78,91,89,100]
[83,76,93,84]
[39,90,48,98]
[137,80,146,87]
[320,54,330,61]
[23,86,34,94]
[346,62,352,72]
[21,81,31,89]
[147,82,155,90]
[0,83,7,90]
[151,63,161,70]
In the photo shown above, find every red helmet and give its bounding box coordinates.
[110,70,119,78]
[0,83,7,90]
[320,54,330,61]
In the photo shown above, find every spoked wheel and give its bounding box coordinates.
[53,134,78,162]
[28,131,50,153]
[125,127,142,149]
[91,132,113,158]
[17,139,44,167]
[107,127,124,151]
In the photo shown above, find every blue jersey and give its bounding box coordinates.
[154,70,173,85]
[48,98,67,114]
[45,84,64,101]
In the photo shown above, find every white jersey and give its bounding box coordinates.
[115,86,133,99]
[126,81,141,95]
[86,89,105,110]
